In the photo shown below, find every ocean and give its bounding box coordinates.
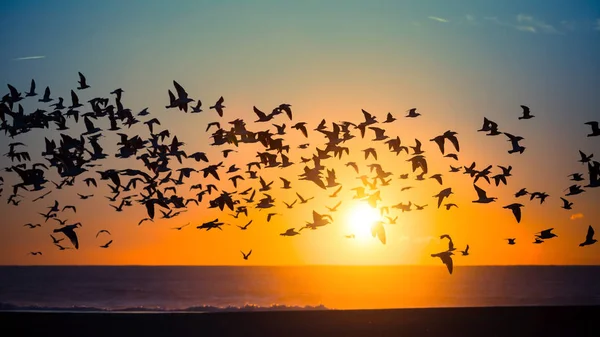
[1,266,599,312]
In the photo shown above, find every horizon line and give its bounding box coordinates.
[2,264,599,267]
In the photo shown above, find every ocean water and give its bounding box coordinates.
[1,266,599,312]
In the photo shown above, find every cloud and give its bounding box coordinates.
[516,14,559,34]
[13,55,45,61]
[485,15,560,34]
[570,213,584,220]
[428,16,449,23]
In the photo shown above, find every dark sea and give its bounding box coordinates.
[1,266,599,312]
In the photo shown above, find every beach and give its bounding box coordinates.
[2,305,597,337]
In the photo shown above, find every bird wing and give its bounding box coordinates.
[447,135,460,152]
[440,254,453,274]
[512,206,521,223]
[473,184,486,199]
[586,226,595,241]
[63,228,79,249]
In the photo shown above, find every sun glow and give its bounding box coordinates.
[346,202,383,239]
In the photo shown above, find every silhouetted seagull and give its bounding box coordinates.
[431,251,453,274]
[584,121,600,137]
[503,203,523,223]
[560,197,573,210]
[579,226,597,247]
[472,184,496,203]
[100,240,113,248]
[53,222,81,249]
[280,228,300,236]
[518,105,534,120]
[506,238,516,245]
[241,249,252,260]
[406,108,420,118]
[536,228,557,240]
[460,245,469,256]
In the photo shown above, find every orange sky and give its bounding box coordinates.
[1,1,599,266]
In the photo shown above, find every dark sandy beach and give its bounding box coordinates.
[1,305,597,337]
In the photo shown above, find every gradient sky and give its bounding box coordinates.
[0,0,599,266]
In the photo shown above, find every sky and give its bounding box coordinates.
[0,0,599,266]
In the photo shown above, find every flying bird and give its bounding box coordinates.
[579,226,597,247]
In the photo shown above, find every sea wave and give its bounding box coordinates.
[0,302,329,313]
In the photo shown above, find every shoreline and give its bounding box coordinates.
[2,305,598,337]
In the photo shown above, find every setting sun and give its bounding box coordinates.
[346,202,384,239]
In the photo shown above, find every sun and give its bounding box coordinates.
[346,202,383,238]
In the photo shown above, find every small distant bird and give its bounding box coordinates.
[241,250,252,260]
[460,245,470,256]
[560,197,573,210]
[29,252,42,256]
[171,223,190,230]
[584,121,600,137]
[506,238,516,245]
[579,225,597,247]
[267,213,278,222]
[95,229,111,237]
[406,108,421,118]
[280,228,300,236]
[100,240,113,248]
[536,228,557,240]
[77,72,90,89]
[518,105,534,120]
[210,96,225,117]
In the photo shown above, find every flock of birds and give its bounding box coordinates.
[1,72,599,275]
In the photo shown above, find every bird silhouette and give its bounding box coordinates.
[241,249,252,260]
[579,226,597,247]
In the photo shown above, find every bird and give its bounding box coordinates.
[431,251,454,274]
[95,229,111,237]
[536,228,557,240]
[506,238,516,245]
[518,105,534,119]
[100,240,113,248]
[171,223,189,230]
[472,184,496,203]
[237,220,252,230]
[53,223,82,249]
[584,121,600,137]
[280,228,300,236]
[241,250,252,260]
[77,72,90,89]
[210,96,225,117]
[560,197,573,210]
[433,188,453,208]
[579,226,597,247]
[503,203,523,223]
[460,245,470,256]
[406,108,421,118]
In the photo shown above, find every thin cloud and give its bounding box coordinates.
[13,55,46,61]
[428,16,449,23]
[485,15,561,34]
[570,213,584,220]
[464,14,476,24]
[516,14,559,34]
